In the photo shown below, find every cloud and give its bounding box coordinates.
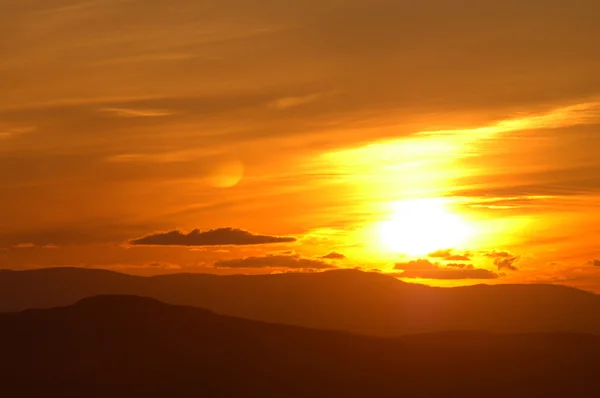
[268,93,323,110]
[397,268,500,280]
[395,259,439,271]
[0,125,35,140]
[10,242,59,250]
[13,243,36,249]
[146,262,183,270]
[485,251,520,271]
[445,254,472,261]
[104,150,197,163]
[214,254,335,269]
[130,228,297,247]
[590,259,600,267]
[428,249,453,258]
[269,250,297,256]
[2,0,600,276]
[100,108,173,117]
[395,259,499,280]
[321,251,346,260]
[82,262,184,273]
[428,249,471,261]
[446,263,475,269]
[493,257,519,272]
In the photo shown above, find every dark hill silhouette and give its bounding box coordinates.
[2,267,600,336]
[1,295,599,397]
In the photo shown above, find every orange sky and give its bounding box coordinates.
[1,0,600,290]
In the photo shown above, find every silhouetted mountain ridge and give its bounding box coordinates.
[74,294,170,309]
[1,295,599,397]
[2,267,600,336]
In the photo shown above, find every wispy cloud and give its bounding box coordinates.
[35,0,129,15]
[11,243,59,250]
[428,249,471,261]
[321,251,346,260]
[395,259,500,280]
[104,150,199,163]
[100,108,174,117]
[214,254,334,269]
[12,243,36,249]
[419,101,600,140]
[485,251,520,271]
[94,52,209,66]
[268,93,323,110]
[0,125,36,140]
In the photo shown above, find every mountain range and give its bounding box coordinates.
[2,267,600,336]
[1,295,599,397]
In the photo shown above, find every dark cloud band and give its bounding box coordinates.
[214,254,334,269]
[395,259,500,280]
[130,228,296,247]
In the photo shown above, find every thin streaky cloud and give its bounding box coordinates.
[268,93,324,110]
[0,125,36,140]
[214,254,334,269]
[100,108,174,117]
[419,100,600,139]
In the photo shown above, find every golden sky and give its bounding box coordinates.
[1,0,600,290]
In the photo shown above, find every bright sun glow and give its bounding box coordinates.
[378,198,473,256]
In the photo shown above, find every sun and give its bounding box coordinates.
[377,198,473,256]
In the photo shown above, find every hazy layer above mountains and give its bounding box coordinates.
[2,268,600,336]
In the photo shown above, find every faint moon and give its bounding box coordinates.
[208,159,244,188]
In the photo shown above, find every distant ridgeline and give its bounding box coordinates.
[2,268,600,336]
